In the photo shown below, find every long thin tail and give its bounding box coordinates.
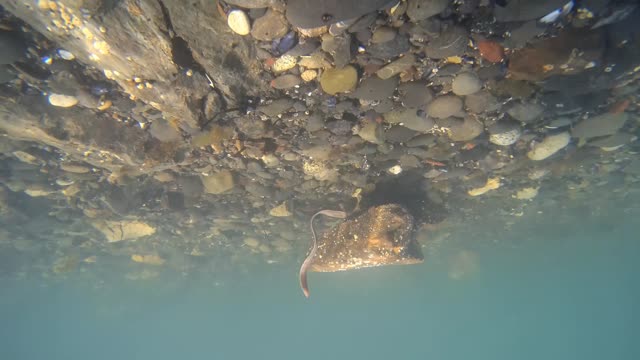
[299,209,347,298]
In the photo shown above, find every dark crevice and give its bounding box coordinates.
[156,0,206,74]
[156,0,227,128]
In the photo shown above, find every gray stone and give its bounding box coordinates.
[425,26,468,59]
[203,91,223,121]
[305,113,324,132]
[271,74,301,89]
[386,126,419,143]
[235,116,268,138]
[245,182,273,197]
[464,91,499,113]
[149,119,182,142]
[376,53,416,80]
[572,113,628,139]
[201,171,234,194]
[355,30,373,44]
[285,39,321,57]
[326,120,353,136]
[407,134,436,147]
[384,108,436,132]
[428,95,463,119]
[348,12,378,33]
[257,98,294,116]
[439,116,484,142]
[494,0,567,22]
[400,154,421,168]
[406,0,450,22]
[398,81,434,109]
[507,102,545,123]
[371,26,397,43]
[322,34,352,68]
[225,0,280,8]
[286,0,390,29]
[251,9,289,41]
[351,76,398,101]
[505,21,545,48]
[368,34,410,60]
[357,119,385,144]
[452,72,482,96]
[179,176,204,197]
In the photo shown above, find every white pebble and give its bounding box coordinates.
[57,49,75,60]
[388,165,403,175]
[48,94,79,108]
[227,10,251,36]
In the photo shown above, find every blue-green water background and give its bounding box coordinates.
[2,211,638,360]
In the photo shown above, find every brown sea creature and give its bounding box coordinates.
[299,204,423,298]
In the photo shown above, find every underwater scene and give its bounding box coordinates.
[1,1,639,359]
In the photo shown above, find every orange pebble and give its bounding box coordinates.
[425,159,446,167]
[609,99,630,114]
[477,40,505,63]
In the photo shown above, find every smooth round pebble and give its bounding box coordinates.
[351,76,398,101]
[447,117,484,142]
[319,66,358,95]
[356,119,385,144]
[507,102,544,123]
[57,49,75,60]
[251,9,288,41]
[227,10,251,36]
[48,94,79,108]
[272,54,297,73]
[428,95,463,119]
[271,74,301,89]
[384,108,435,132]
[527,132,570,160]
[452,72,482,96]
[398,81,434,109]
[300,70,317,82]
[465,91,499,113]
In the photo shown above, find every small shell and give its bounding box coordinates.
[227,10,250,36]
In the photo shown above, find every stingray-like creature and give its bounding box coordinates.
[299,204,423,298]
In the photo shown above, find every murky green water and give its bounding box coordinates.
[2,208,638,360]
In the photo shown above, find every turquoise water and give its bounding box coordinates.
[2,210,638,360]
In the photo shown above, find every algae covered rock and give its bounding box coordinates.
[320,65,358,95]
